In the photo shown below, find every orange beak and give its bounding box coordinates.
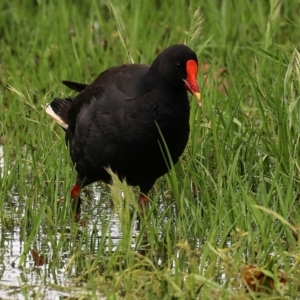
[183,60,201,106]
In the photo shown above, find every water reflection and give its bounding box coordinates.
[0,181,140,299]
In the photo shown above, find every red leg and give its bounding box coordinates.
[71,184,80,199]
[138,193,149,207]
[71,184,81,222]
[138,182,154,210]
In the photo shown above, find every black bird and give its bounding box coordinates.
[46,44,201,220]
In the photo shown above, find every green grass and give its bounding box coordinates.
[1,0,300,298]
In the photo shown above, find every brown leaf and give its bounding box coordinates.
[0,135,5,145]
[79,219,89,227]
[30,249,48,266]
[242,264,287,293]
[199,63,229,95]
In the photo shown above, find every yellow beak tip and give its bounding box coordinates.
[194,92,202,106]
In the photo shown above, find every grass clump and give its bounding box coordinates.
[0,0,300,299]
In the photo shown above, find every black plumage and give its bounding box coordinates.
[46,44,200,219]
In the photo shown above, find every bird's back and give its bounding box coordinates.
[67,63,190,186]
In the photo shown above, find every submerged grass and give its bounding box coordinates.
[1,0,300,299]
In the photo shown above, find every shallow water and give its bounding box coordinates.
[0,150,143,299]
[0,197,133,299]
[0,142,131,299]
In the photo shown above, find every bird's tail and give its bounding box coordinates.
[62,80,88,92]
[45,98,72,129]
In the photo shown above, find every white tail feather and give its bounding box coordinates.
[45,105,68,129]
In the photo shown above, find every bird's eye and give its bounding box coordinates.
[176,63,181,69]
